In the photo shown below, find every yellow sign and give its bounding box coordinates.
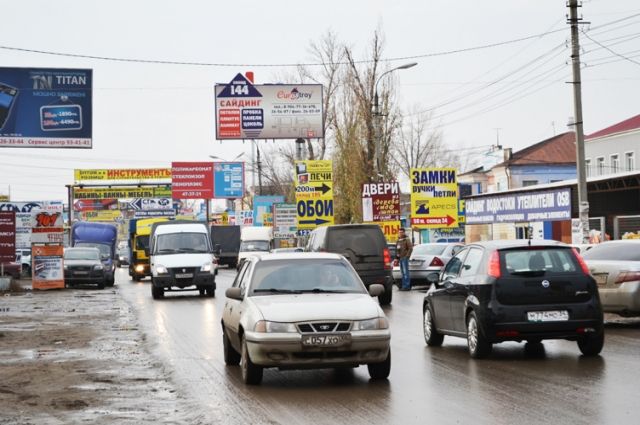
[262,212,273,226]
[410,168,459,229]
[80,210,122,222]
[73,186,171,200]
[295,160,334,231]
[74,168,171,182]
[0,194,9,201]
[371,220,401,243]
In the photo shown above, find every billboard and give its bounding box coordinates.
[0,201,64,248]
[213,162,244,198]
[465,188,572,225]
[362,182,401,222]
[0,211,16,263]
[31,206,64,244]
[253,196,284,227]
[295,160,334,231]
[273,203,297,239]
[0,67,92,148]
[410,168,459,229]
[32,245,64,290]
[73,187,171,200]
[215,73,324,140]
[171,162,214,199]
[74,168,171,182]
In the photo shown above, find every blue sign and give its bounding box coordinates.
[253,195,284,227]
[465,188,571,225]
[0,67,92,148]
[213,162,245,199]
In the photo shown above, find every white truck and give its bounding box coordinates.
[149,221,217,299]
[237,226,273,269]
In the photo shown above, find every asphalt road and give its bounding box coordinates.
[116,268,640,425]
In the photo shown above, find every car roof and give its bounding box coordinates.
[256,252,344,262]
[466,239,568,249]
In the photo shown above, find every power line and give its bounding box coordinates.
[581,30,640,67]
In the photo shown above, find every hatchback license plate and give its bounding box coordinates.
[527,310,569,322]
[302,334,351,347]
[175,273,193,279]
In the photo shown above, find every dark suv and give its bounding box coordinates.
[306,224,393,305]
[422,240,604,358]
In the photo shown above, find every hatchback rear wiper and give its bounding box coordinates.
[509,270,546,277]
[253,288,303,294]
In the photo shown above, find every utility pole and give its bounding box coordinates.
[493,128,502,147]
[257,145,263,196]
[295,138,305,161]
[568,0,590,243]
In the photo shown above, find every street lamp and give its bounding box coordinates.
[208,152,244,162]
[373,62,418,176]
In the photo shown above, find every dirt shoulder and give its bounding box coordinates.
[0,284,207,424]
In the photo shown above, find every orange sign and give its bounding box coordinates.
[32,245,65,290]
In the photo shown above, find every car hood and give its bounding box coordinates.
[153,253,213,268]
[249,293,382,322]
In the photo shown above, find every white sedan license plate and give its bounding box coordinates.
[527,310,569,322]
[302,334,351,347]
[593,273,608,286]
[175,273,193,279]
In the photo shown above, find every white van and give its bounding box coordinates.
[149,221,217,299]
[237,226,273,268]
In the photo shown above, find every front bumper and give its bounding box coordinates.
[244,330,391,368]
[64,271,106,284]
[153,272,215,289]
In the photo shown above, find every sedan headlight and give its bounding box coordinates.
[156,265,168,274]
[93,264,104,271]
[353,317,389,331]
[200,263,212,273]
[254,321,297,333]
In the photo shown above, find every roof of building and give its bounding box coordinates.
[586,113,640,140]
[497,132,576,167]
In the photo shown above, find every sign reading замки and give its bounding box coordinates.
[465,188,572,224]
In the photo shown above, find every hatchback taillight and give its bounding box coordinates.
[572,248,591,276]
[383,248,392,270]
[487,250,501,278]
[429,257,444,267]
[615,271,640,284]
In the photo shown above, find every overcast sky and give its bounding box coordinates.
[1,0,639,202]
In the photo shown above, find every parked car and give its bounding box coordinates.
[116,247,130,267]
[63,247,108,289]
[16,248,31,277]
[423,240,604,358]
[570,244,595,254]
[306,224,393,305]
[270,247,304,253]
[582,240,640,317]
[221,253,391,385]
[392,243,463,286]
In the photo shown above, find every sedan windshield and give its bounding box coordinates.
[250,259,365,295]
[413,244,446,256]
[64,249,100,261]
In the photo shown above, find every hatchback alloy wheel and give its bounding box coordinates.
[466,311,491,359]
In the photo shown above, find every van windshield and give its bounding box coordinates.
[240,240,270,252]
[155,233,210,254]
[75,242,110,257]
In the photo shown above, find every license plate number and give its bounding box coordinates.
[302,334,351,347]
[74,271,88,275]
[175,273,193,279]
[527,310,569,322]
[593,273,608,286]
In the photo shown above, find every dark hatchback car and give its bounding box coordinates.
[306,224,393,305]
[422,240,604,358]
[64,247,108,289]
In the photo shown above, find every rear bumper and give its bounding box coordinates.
[359,273,393,289]
[599,282,640,316]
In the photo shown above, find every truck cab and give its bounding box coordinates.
[71,222,118,286]
[129,217,168,281]
[237,226,273,269]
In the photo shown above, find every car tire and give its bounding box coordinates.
[378,287,392,306]
[241,335,263,385]
[467,311,492,359]
[199,288,206,297]
[133,275,141,282]
[367,350,391,380]
[577,329,604,357]
[423,305,444,346]
[151,285,164,300]
[206,286,215,297]
[97,280,105,290]
[22,265,31,278]
[223,329,241,366]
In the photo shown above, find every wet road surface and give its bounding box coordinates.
[116,268,640,425]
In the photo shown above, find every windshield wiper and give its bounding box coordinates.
[302,288,350,293]
[253,288,303,294]
[157,248,178,253]
[177,248,207,253]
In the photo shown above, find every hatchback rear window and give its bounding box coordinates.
[502,248,579,275]
[582,242,640,261]
[326,228,385,256]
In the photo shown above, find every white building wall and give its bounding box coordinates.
[585,130,639,176]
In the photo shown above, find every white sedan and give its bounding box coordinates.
[221,252,391,385]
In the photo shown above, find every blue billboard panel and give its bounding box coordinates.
[0,67,92,148]
[465,188,572,225]
[213,162,245,199]
[253,195,284,227]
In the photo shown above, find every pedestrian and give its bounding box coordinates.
[396,228,413,291]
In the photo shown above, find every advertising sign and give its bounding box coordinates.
[237,210,253,226]
[0,195,8,201]
[74,168,171,182]
[215,73,324,140]
[465,188,572,225]
[0,211,16,264]
[0,201,64,248]
[171,162,214,199]
[410,168,459,229]
[32,245,64,290]
[0,67,92,148]
[273,203,297,239]
[31,206,64,244]
[295,160,334,231]
[133,210,176,219]
[74,187,171,200]
[123,198,173,211]
[213,162,245,198]
[73,199,118,212]
[362,182,401,222]
[79,210,122,222]
[376,220,401,243]
[253,196,285,227]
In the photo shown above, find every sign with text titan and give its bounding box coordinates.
[213,162,244,198]
[0,67,92,149]
[74,168,171,182]
[465,188,572,224]
[171,162,214,199]
[273,203,298,239]
[362,182,400,222]
[295,160,334,230]
[410,168,459,229]
[215,73,324,140]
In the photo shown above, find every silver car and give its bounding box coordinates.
[221,252,391,385]
[393,243,463,285]
[583,240,640,316]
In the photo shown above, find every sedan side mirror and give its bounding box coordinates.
[368,284,385,298]
[225,287,243,300]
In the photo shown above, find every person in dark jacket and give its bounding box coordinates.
[396,228,413,291]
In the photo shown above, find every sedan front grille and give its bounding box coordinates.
[297,322,351,333]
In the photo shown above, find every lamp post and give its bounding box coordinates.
[373,62,417,177]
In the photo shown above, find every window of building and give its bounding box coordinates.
[596,157,605,176]
[610,154,619,174]
[550,180,563,183]
[585,158,591,177]
[522,180,538,187]
[626,152,635,172]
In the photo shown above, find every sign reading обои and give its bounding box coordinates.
[171,162,214,199]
